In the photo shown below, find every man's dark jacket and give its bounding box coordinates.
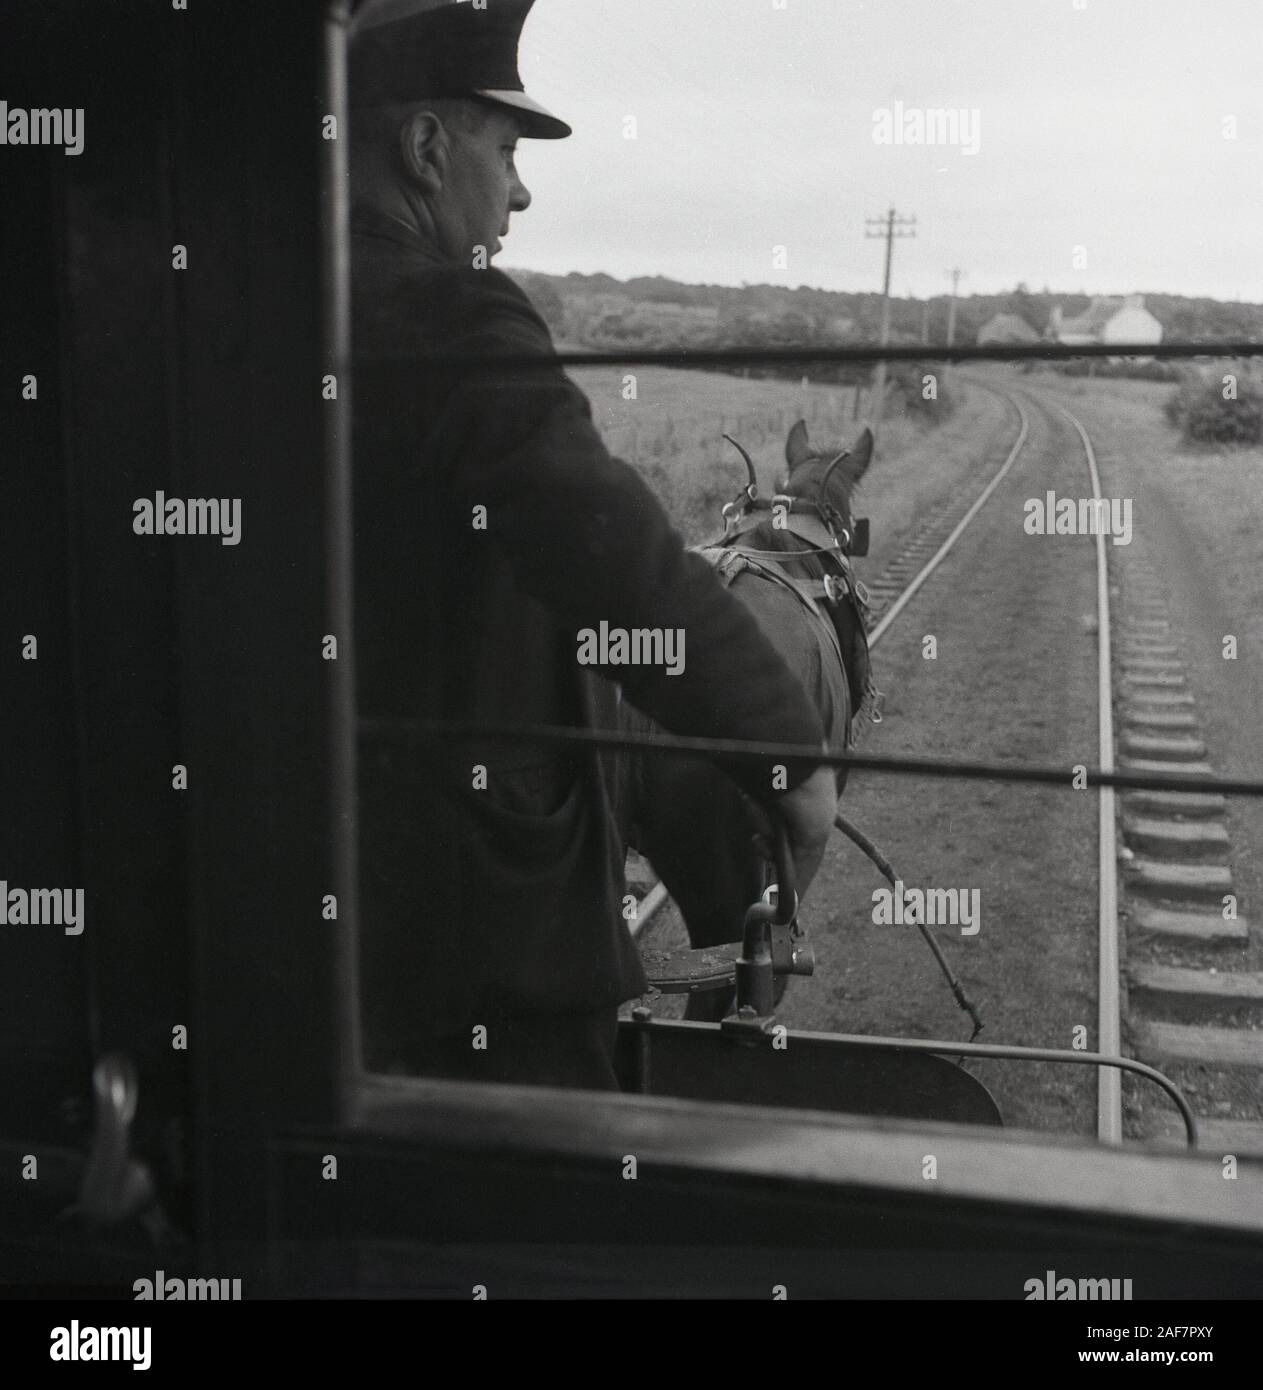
[351,209,825,1059]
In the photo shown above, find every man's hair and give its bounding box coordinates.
[350,97,495,148]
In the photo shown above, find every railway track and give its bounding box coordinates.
[627,380,1029,932]
[1009,383,1260,1150]
[624,384,1030,930]
[1059,397,1262,1153]
[626,376,1261,1150]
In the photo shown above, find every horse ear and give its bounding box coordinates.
[785,419,811,469]
[849,427,875,482]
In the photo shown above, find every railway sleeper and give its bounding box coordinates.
[1127,904,1248,946]
[1119,658,1186,676]
[1121,815,1229,860]
[1120,643,1179,658]
[1122,708,1199,733]
[1126,858,1233,903]
[1123,789,1225,819]
[1121,732,1207,761]
[1128,963,1263,1026]
[1132,1018,1263,1071]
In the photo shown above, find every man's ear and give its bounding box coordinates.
[398,109,447,195]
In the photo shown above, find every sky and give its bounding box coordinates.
[487,0,1263,303]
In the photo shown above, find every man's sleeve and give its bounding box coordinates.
[426,270,827,799]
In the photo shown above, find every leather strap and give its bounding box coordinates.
[697,546,847,671]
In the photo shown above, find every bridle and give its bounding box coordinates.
[710,434,869,565]
[695,433,881,731]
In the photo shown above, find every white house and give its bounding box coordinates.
[1102,296,1164,348]
[1049,294,1163,348]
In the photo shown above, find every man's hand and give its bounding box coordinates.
[771,765,838,899]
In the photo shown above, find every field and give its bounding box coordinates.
[1023,367,1263,691]
[567,361,1011,562]
[615,364,1263,1136]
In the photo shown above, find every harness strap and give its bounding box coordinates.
[757,510,848,557]
[697,546,847,672]
[697,542,883,742]
[707,510,842,554]
[702,475,883,737]
[709,501,867,558]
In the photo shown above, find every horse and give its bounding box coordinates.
[615,418,875,1021]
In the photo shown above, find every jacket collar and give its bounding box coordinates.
[350,203,448,265]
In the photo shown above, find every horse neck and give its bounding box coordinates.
[734,521,830,581]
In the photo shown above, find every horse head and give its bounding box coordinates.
[719,419,874,556]
[777,419,873,544]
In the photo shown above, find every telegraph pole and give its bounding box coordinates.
[864,207,916,424]
[945,267,965,347]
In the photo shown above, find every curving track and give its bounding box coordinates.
[627,372,1260,1147]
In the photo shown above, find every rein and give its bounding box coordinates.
[696,431,976,1033]
[695,446,882,736]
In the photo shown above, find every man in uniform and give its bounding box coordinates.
[349,0,837,1089]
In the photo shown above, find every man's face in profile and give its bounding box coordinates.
[434,104,533,263]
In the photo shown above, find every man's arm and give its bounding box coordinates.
[424,271,832,820]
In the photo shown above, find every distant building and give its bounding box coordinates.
[1048,294,1163,349]
[976,312,1040,345]
[1101,296,1164,349]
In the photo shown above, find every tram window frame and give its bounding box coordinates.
[7,0,1263,1306]
[327,0,1255,1175]
[2,0,1257,1296]
[184,2,1263,1294]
